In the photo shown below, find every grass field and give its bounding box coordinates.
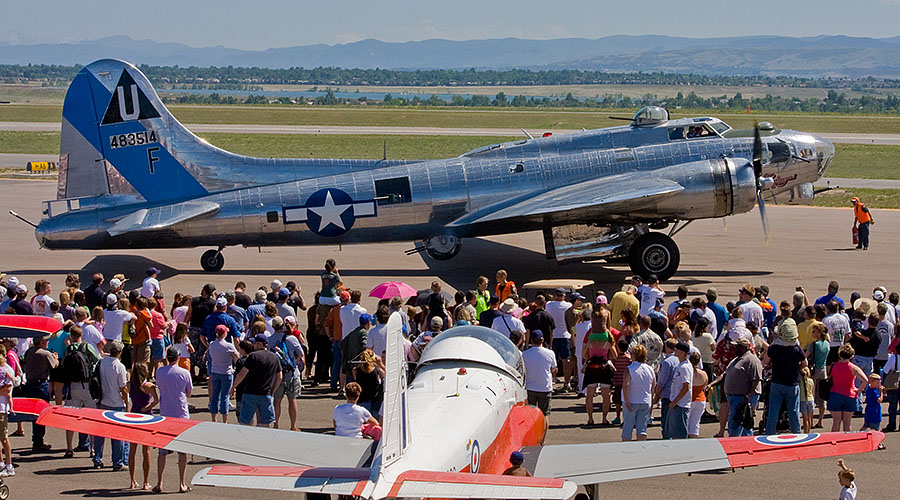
[4,103,900,134]
[0,130,517,159]
[810,188,900,209]
[826,144,900,180]
[198,133,517,159]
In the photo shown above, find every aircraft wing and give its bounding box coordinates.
[37,406,375,467]
[192,466,577,500]
[449,173,683,227]
[106,200,219,237]
[522,432,883,485]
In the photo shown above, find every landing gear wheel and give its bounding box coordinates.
[423,235,462,261]
[200,249,225,272]
[628,232,680,281]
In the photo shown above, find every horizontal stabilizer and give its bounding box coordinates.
[193,465,374,497]
[107,200,219,237]
[38,406,374,467]
[523,432,884,485]
[10,398,51,422]
[0,315,63,338]
[449,174,682,227]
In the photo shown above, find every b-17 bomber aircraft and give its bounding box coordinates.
[38,318,883,499]
[29,59,835,279]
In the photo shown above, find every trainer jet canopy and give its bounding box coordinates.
[32,60,834,279]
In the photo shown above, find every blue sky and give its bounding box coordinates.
[2,0,899,49]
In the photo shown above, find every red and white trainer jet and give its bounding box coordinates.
[38,315,883,498]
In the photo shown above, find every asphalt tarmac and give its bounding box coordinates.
[1,178,897,499]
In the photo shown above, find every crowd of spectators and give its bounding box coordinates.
[0,266,893,496]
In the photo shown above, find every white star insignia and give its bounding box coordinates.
[309,191,350,231]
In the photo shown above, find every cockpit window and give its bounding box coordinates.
[709,121,731,135]
[668,124,716,141]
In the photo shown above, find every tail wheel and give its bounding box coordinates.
[628,232,680,281]
[200,249,225,272]
[423,235,462,261]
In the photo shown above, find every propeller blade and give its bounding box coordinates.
[752,121,763,178]
[757,189,770,243]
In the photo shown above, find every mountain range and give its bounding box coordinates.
[3,34,900,77]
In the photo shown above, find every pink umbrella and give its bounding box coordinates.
[369,281,418,300]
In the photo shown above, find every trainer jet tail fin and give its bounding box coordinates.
[59,59,223,204]
[378,311,411,467]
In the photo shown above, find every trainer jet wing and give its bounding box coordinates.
[37,406,375,468]
[522,432,883,486]
[449,171,684,227]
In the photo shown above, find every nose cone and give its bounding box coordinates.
[35,221,48,248]
[814,135,835,178]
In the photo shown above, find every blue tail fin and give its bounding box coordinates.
[59,59,210,203]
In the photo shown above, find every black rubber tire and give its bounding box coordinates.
[200,249,225,272]
[628,232,680,281]
[423,235,461,261]
[0,483,9,500]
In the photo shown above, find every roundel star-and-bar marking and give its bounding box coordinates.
[753,433,820,446]
[101,410,166,425]
[282,188,378,237]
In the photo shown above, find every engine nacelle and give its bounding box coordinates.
[633,158,758,220]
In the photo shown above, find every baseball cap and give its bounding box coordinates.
[106,294,118,305]
[215,296,228,308]
[739,284,755,296]
[596,293,608,305]
[569,292,586,302]
[32,333,50,341]
[165,345,179,361]
[7,277,18,288]
[339,290,351,301]
[278,287,290,298]
[272,316,284,329]
[674,342,690,353]
[554,287,567,296]
[284,316,296,325]
[146,266,160,276]
[360,313,373,326]
[252,335,269,345]
[530,331,544,344]
[430,316,443,328]
[851,197,860,203]
[874,290,885,301]
[271,279,283,290]
[16,284,27,294]
[510,451,524,465]
[109,278,122,289]
[214,324,229,336]
[255,290,267,302]
[630,275,643,283]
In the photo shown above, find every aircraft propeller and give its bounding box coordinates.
[752,122,771,242]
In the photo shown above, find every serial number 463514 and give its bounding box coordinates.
[109,130,158,149]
